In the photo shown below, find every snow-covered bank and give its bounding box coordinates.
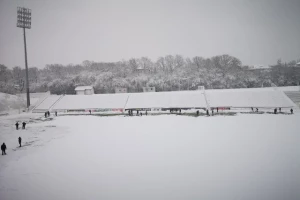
[0,93,26,113]
[0,114,299,200]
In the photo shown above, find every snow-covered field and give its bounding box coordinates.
[0,113,299,200]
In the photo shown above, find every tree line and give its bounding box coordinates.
[0,55,299,95]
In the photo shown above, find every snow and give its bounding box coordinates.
[205,86,300,92]
[276,86,300,92]
[33,95,62,111]
[0,93,25,113]
[0,113,299,200]
[75,86,93,91]
[31,87,298,113]
[29,97,40,105]
[206,90,295,108]
[125,90,207,109]
[52,93,129,110]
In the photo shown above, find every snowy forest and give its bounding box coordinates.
[0,54,300,95]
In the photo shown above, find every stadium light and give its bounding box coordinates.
[17,7,31,109]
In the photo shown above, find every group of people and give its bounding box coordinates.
[170,109,181,113]
[15,121,26,130]
[128,110,148,116]
[273,107,293,114]
[251,107,259,112]
[251,107,293,114]
[44,111,51,118]
[1,137,22,156]
[2,119,28,156]
[195,108,222,116]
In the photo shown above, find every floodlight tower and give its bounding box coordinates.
[17,7,31,109]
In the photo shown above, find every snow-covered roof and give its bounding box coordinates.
[125,91,207,109]
[53,93,129,110]
[75,86,93,91]
[205,90,295,108]
[46,87,297,111]
[34,95,61,110]
[248,65,271,70]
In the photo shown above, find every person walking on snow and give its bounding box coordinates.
[291,108,293,114]
[22,122,26,129]
[18,137,22,147]
[1,143,7,155]
[15,122,19,130]
[45,112,47,118]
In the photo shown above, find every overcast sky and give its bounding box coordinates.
[0,0,299,69]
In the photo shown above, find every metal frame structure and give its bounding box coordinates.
[17,7,31,108]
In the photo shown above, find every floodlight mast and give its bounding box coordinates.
[17,7,31,109]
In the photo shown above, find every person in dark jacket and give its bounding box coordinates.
[15,122,19,130]
[146,110,148,116]
[256,108,258,112]
[251,107,253,112]
[1,143,6,155]
[206,109,209,116]
[55,111,58,116]
[274,108,277,114]
[18,137,22,147]
[22,122,26,129]
[279,108,281,112]
[217,107,219,113]
[196,110,199,116]
[89,110,91,115]
[291,108,293,114]
[48,111,50,117]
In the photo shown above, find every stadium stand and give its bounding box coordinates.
[125,91,207,110]
[32,95,62,113]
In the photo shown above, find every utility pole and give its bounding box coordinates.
[17,7,31,109]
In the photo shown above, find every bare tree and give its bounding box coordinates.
[0,64,11,84]
[129,58,139,72]
[211,55,242,78]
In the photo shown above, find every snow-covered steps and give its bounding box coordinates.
[125,90,207,110]
[284,91,300,108]
[37,89,297,114]
[32,95,62,113]
[51,93,129,112]
[205,90,296,109]
[29,92,51,111]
